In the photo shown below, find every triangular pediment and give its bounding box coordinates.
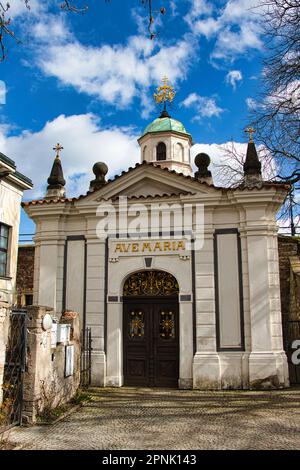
[76,162,219,204]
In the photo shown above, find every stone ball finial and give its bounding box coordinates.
[195,152,210,169]
[194,153,212,179]
[93,162,108,178]
[90,162,108,191]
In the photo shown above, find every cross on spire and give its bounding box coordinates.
[154,76,175,106]
[53,143,64,158]
[244,127,256,143]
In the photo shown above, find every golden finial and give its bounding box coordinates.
[53,143,64,158]
[244,127,256,143]
[154,76,176,106]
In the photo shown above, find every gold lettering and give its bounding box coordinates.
[132,243,139,253]
[142,242,152,252]
[115,243,123,253]
[177,240,186,251]
[164,242,171,251]
[122,243,130,253]
[154,242,162,251]
[172,241,177,251]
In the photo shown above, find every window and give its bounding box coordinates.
[0,223,9,277]
[25,294,33,306]
[142,146,147,161]
[176,142,184,162]
[156,142,166,161]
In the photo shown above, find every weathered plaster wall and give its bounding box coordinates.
[0,180,24,406]
[0,180,23,304]
[22,306,81,424]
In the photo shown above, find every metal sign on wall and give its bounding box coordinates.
[65,345,74,377]
[109,238,190,258]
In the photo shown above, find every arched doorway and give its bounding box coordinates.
[123,270,179,388]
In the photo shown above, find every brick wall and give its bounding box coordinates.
[278,235,300,321]
[16,245,35,307]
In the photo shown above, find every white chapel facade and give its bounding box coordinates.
[23,104,290,390]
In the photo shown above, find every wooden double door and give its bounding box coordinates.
[123,298,179,388]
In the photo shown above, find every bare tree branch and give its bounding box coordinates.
[0,1,167,62]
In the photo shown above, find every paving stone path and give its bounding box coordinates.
[6,387,300,450]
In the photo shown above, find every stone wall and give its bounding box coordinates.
[22,306,81,424]
[278,235,300,322]
[16,245,35,308]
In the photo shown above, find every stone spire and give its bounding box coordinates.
[243,127,262,188]
[45,143,66,199]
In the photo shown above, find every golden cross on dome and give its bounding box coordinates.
[244,127,256,143]
[53,143,64,158]
[154,76,176,106]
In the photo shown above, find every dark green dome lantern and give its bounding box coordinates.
[141,116,191,139]
[138,77,193,176]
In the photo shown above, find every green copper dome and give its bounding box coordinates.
[142,117,191,138]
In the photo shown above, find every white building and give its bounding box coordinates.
[0,151,33,402]
[0,152,33,304]
[23,113,290,390]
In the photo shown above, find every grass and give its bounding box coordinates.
[37,389,92,423]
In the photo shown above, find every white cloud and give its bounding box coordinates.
[246,97,256,109]
[0,81,6,105]
[191,140,276,185]
[225,70,243,90]
[16,4,196,113]
[181,93,224,118]
[34,32,195,111]
[185,0,264,61]
[4,0,41,18]
[0,114,140,199]
[191,142,246,183]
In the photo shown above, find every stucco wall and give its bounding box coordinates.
[0,180,23,304]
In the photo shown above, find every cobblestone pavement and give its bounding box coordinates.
[6,387,300,450]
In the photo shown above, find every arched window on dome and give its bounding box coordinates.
[157,142,166,161]
[142,146,147,161]
[175,142,184,162]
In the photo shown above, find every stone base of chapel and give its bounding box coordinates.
[90,351,290,390]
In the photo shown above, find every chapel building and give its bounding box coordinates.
[23,103,290,390]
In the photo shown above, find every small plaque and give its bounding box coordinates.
[57,324,71,343]
[65,345,74,377]
[180,294,192,302]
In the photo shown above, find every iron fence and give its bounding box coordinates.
[1,310,27,431]
[80,327,92,388]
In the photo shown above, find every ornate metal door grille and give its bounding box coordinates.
[283,320,300,384]
[123,270,179,297]
[1,310,27,430]
[80,327,92,388]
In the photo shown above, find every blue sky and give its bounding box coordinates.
[0,0,266,236]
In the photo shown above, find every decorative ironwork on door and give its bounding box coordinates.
[123,270,179,296]
[129,311,145,338]
[2,310,27,430]
[160,311,175,339]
